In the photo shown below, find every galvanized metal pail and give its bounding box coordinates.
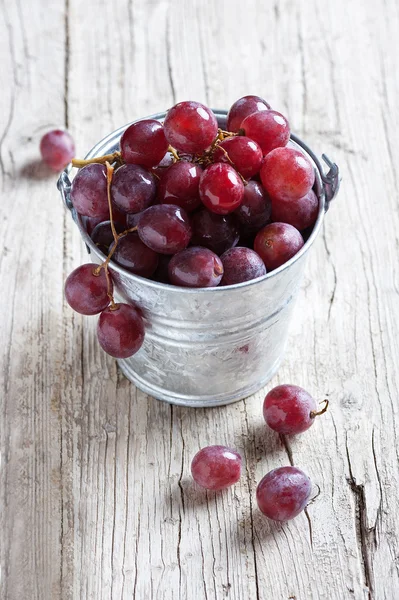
[58,110,340,408]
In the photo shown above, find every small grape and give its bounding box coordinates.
[199,163,244,215]
[168,247,223,288]
[213,136,263,179]
[138,204,192,254]
[70,163,109,218]
[191,209,240,256]
[111,164,156,214]
[120,119,169,167]
[97,303,145,358]
[260,147,315,201]
[91,220,126,254]
[256,466,312,521]
[64,264,110,315]
[191,445,242,490]
[40,129,75,171]
[271,189,319,231]
[110,232,159,278]
[163,101,218,153]
[235,180,272,232]
[254,222,304,271]
[226,95,271,132]
[221,247,266,285]
[158,161,202,212]
[241,110,290,156]
[263,385,320,434]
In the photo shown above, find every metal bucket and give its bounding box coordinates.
[58,110,340,408]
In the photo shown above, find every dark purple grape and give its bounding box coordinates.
[271,189,319,231]
[199,163,244,215]
[91,221,126,254]
[151,255,172,284]
[213,136,262,179]
[191,209,239,255]
[64,264,111,315]
[263,384,320,435]
[163,101,218,153]
[254,222,304,271]
[111,164,156,214]
[120,119,169,167]
[235,180,272,232]
[126,212,143,229]
[256,466,312,521]
[221,247,266,285]
[40,129,75,171]
[168,247,223,287]
[191,446,242,490]
[110,232,159,278]
[227,96,271,132]
[70,163,109,218]
[158,161,202,212]
[97,303,144,358]
[138,204,192,254]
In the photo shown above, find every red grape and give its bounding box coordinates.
[110,232,159,278]
[82,204,126,234]
[191,209,239,255]
[213,136,262,179]
[91,220,126,254]
[168,247,223,287]
[126,212,143,229]
[152,152,174,181]
[271,189,319,231]
[97,303,144,358]
[158,161,202,212]
[65,264,110,315]
[191,445,242,490]
[241,110,290,156]
[263,385,318,435]
[221,247,266,285]
[199,163,244,215]
[40,129,75,171]
[235,180,272,232]
[70,163,109,218]
[260,147,315,201]
[256,466,312,521]
[111,164,156,214]
[138,204,192,254]
[254,222,304,271]
[163,101,218,153]
[226,95,271,132]
[120,119,169,167]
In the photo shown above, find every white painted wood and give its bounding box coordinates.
[1,0,399,598]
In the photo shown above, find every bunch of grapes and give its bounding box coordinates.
[62,96,318,359]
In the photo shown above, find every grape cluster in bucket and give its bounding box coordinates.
[63,96,319,360]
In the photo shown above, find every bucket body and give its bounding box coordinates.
[58,111,339,407]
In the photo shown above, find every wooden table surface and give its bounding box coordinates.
[1,1,398,599]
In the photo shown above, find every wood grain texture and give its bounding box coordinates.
[1,0,399,598]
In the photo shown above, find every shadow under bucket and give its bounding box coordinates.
[58,110,340,407]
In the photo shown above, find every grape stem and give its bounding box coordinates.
[71,151,121,168]
[168,145,180,162]
[310,399,329,419]
[105,161,118,243]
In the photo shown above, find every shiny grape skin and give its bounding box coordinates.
[97,303,145,358]
[91,220,126,254]
[256,466,312,521]
[241,110,290,156]
[163,101,218,153]
[110,232,159,278]
[226,95,271,132]
[168,247,223,288]
[191,445,242,490]
[260,147,315,201]
[138,204,192,254]
[70,163,109,218]
[263,385,318,434]
[213,136,263,179]
[40,129,75,171]
[64,264,111,315]
[120,119,169,167]
[271,189,319,231]
[111,164,157,214]
[235,180,272,232]
[191,209,240,256]
[221,247,266,285]
[254,222,304,271]
[158,161,202,212]
[199,163,244,215]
